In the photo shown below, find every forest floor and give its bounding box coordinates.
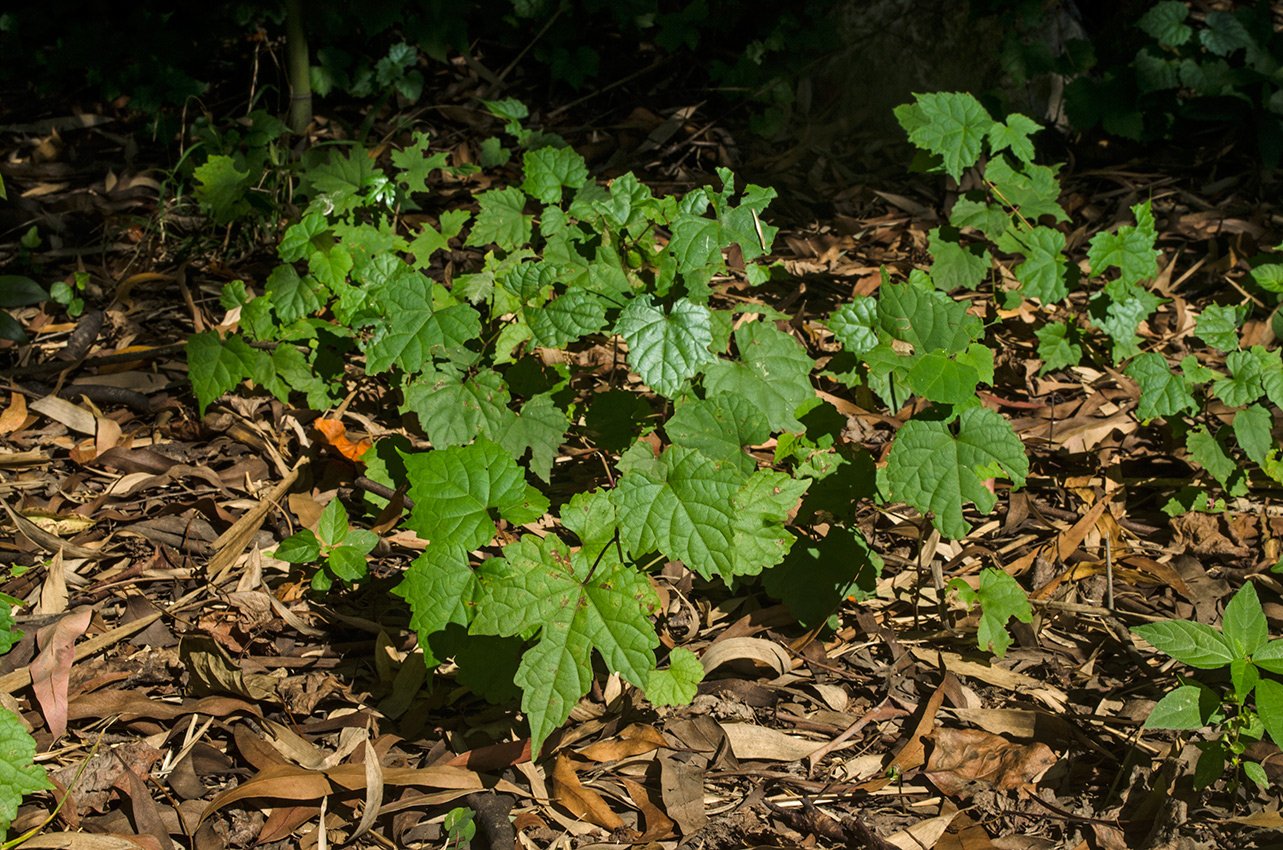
[1,42,1281,850]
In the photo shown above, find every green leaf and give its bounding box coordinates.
[1243,759,1269,787]
[1137,0,1192,47]
[492,392,568,484]
[645,647,704,706]
[265,264,322,324]
[401,438,550,551]
[1223,582,1269,658]
[1234,404,1273,468]
[949,196,1009,240]
[765,525,881,625]
[928,227,991,292]
[327,545,369,583]
[521,147,589,205]
[316,499,350,547]
[904,352,981,405]
[402,368,510,448]
[193,155,250,224]
[0,276,49,308]
[1145,683,1219,731]
[1200,10,1251,55]
[471,534,659,755]
[877,283,982,355]
[884,406,1028,539]
[666,395,769,478]
[186,332,270,415]
[465,186,533,251]
[527,288,608,347]
[950,567,1032,658]
[1087,212,1160,287]
[995,226,1070,303]
[615,296,715,398]
[1194,741,1227,790]
[396,543,476,664]
[703,321,814,432]
[1255,677,1283,746]
[272,530,322,564]
[1132,619,1236,669]
[1251,263,1283,293]
[986,113,1041,164]
[0,707,53,833]
[1035,321,1082,373]
[1126,352,1196,420]
[1212,348,1265,407]
[1186,426,1243,492]
[364,280,481,375]
[897,92,995,180]
[728,470,810,577]
[613,446,740,580]
[392,130,450,194]
[1253,638,1283,674]
[826,297,879,355]
[0,312,27,344]
[984,156,1068,223]
[1195,304,1246,352]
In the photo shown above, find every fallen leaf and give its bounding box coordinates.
[30,607,93,739]
[923,727,1057,796]
[550,754,624,830]
[313,418,371,463]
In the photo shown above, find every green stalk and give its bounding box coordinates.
[284,0,312,135]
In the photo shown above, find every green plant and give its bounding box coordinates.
[997,0,1283,164]
[442,806,475,849]
[1132,582,1283,790]
[49,271,87,318]
[270,498,379,592]
[949,567,1033,658]
[0,276,49,343]
[0,593,52,837]
[186,91,1233,754]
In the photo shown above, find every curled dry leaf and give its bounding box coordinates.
[923,727,1057,796]
[550,753,625,831]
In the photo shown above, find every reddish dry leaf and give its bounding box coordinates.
[446,739,531,771]
[31,607,93,739]
[550,754,625,831]
[256,805,320,845]
[313,419,371,463]
[923,727,1057,796]
[67,692,261,724]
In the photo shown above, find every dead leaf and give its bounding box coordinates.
[718,722,824,762]
[31,607,93,739]
[550,754,624,831]
[923,727,1057,796]
[313,418,371,463]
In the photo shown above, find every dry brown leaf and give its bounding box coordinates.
[923,727,1057,796]
[718,722,823,762]
[550,754,625,831]
[30,606,93,739]
[658,751,706,835]
[577,723,669,763]
[699,636,791,676]
[0,391,29,434]
[619,776,676,841]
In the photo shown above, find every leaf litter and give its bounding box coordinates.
[0,47,1281,850]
